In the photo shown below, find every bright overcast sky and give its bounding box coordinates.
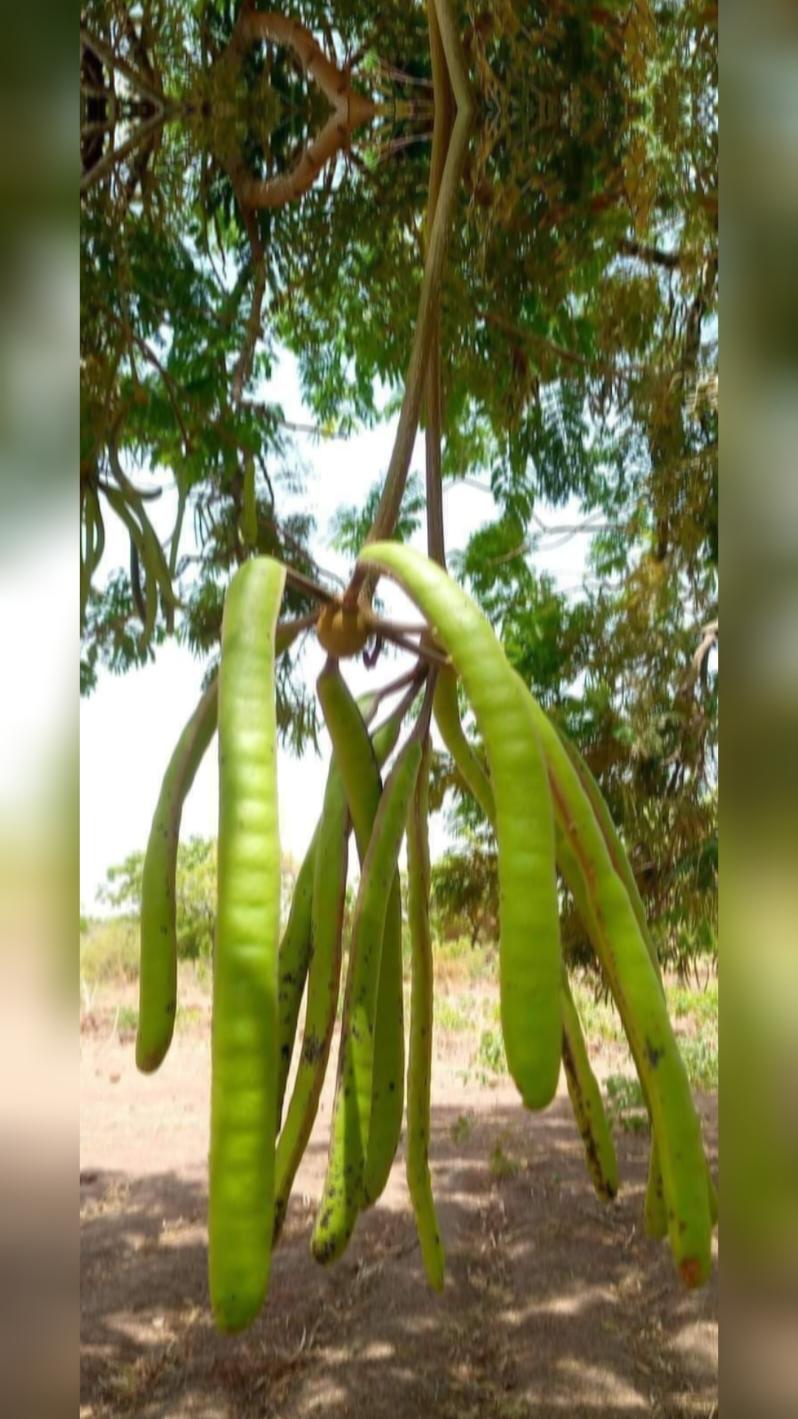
[79,350,590,910]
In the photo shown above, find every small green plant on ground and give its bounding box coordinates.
[450,1113,472,1144]
[680,1035,718,1090]
[477,1026,506,1077]
[489,1140,519,1180]
[434,996,475,1033]
[667,979,718,1028]
[571,981,625,1045]
[605,1073,648,1133]
[117,1004,138,1038]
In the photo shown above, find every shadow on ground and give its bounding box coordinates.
[81,1096,718,1418]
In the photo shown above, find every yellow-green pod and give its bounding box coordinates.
[360,546,710,1287]
[275,828,318,1125]
[560,972,619,1201]
[362,876,405,1206]
[553,728,718,1235]
[274,747,349,1241]
[316,665,406,1209]
[210,556,285,1333]
[644,1140,668,1237]
[405,740,445,1290]
[311,738,422,1265]
[433,665,494,822]
[522,688,712,1287]
[137,618,303,1082]
[273,688,405,1239]
[359,543,562,1113]
[137,681,217,1073]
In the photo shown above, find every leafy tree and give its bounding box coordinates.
[81,0,718,970]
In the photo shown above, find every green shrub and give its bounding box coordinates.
[477,1026,506,1075]
[680,1035,718,1090]
[605,1073,648,1132]
[80,919,140,984]
[434,997,474,1033]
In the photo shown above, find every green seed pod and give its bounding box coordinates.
[524,688,713,1287]
[275,828,318,1126]
[560,972,619,1201]
[273,685,404,1239]
[274,749,349,1243]
[137,682,217,1073]
[405,740,445,1290]
[316,666,406,1208]
[359,546,712,1288]
[136,618,304,1083]
[362,875,405,1206]
[359,543,562,1113]
[209,556,285,1333]
[311,738,422,1265]
[433,665,493,822]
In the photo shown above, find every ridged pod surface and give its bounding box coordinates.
[560,973,619,1201]
[274,683,405,1239]
[405,740,445,1289]
[137,682,217,1073]
[359,543,562,1112]
[275,828,318,1125]
[137,618,305,1083]
[518,677,712,1286]
[210,557,285,1332]
[315,666,405,1208]
[311,738,422,1264]
[433,674,617,1201]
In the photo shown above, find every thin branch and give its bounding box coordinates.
[80,111,165,195]
[431,0,475,114]
[283,567,337,605]
[617,237,682,271]
[352,105,472,594]
[230,206,266,404]
[424,0,454,569]
[233,9,375,125]
[80,27,166,109]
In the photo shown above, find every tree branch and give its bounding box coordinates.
[424,0,454,568]
[431,0,475,114]
[80,27,167,109]
[233,9,376,125]
[351,105,472,595]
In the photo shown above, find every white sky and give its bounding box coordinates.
[79,350,589,910]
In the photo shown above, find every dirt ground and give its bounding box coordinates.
[80,981,718,1419]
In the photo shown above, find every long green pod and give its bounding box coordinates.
[361,545,711,1286]
[363,878,405,1205]
[274,753,349,1241]
[315,666,406,1206]
[137,681,218,1073]
[432,679,618,1201]
[358,544,562,1112]
[311,738,422,1265]
[433,665,494,822]
[560,972,619,1201]
[275,828,318,1125]
[273,693,403,1238]
[555,728,656,961]
[406,740,445,1290]
[554,728,704,1232]
[136,617,305,1082]
[210,556,285,1333]
[519,682,712,1286]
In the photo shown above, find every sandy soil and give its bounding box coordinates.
[80,984,718,1418]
